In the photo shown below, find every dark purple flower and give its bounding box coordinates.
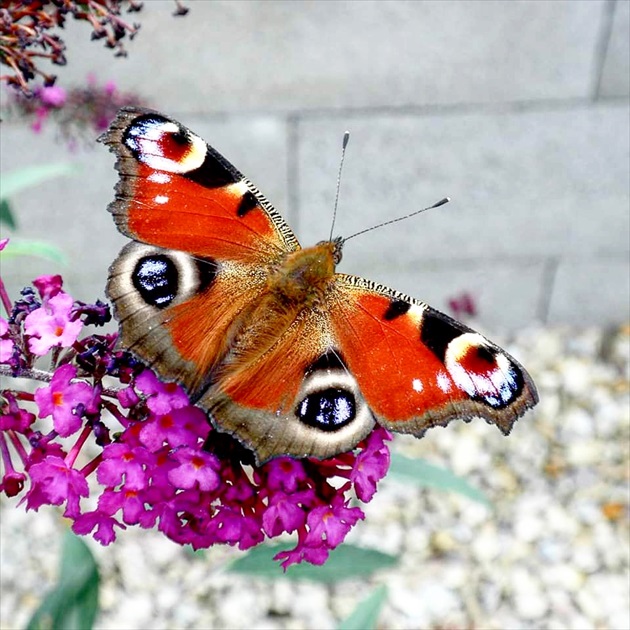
[262,492,307,537]
[0,469,27,498]
[448,291,478,319]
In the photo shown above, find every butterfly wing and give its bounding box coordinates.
[101,108,300,395]
[100,107,299,260]
[195,271,536,465]
[102,107,537,464]
[328,274,538,436]
[198,306,377,464]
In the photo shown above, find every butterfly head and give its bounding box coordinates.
[317,235,344,265]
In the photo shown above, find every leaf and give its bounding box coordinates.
[388,453,491,507]
[337,584,388,630]
[26,532,100,630]
[0,199,17,230]
[0,163,78,200]
[0,239,67,264]
[229,543,398,583]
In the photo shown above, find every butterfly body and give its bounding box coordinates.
[101,107,538,464]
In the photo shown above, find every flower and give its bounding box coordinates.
[448,291,477,319]
[34,364,95,437]
[1,276,393,568]
[134,369,190,414]
[38,86,67,107]
[32,275,63,300]
[24,292,82,355]
[26,456,90,518]
[0,318,15,364]
[0,1,163,94]
[349,427,391,502]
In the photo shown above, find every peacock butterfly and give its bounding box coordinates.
[100,107,538,465]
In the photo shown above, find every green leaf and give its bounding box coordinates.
[0,239,67,264]
[26,532,100,630]
[0,199,16,230]
[229,543,398,583]
[1,163,78,200]
[337,584,388,630]
[388,453,491,507]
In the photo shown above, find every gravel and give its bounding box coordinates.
[1,324,628,629]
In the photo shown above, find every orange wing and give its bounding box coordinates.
[100,107,299,262]
[329,274,538,436]
[101,108,300,397]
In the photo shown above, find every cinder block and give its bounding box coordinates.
[599,0,630,98]
[31,0,605,112]
[334,256,546,333]
[547,257,630,325]
[296,104,629,263]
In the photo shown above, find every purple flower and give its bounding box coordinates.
[32,275,63,300]
[135,369,190,414]
[26,456,89,518]
[2,277,394,567]
[138,405,208,451]
[168,448,220,492]
[0,393,35,432]
[38,86,67,108]
[274,541,330,568]
[73,511,124,546]
[0,318,15,364]
[0,469,27,498]
[34,364,94,437]
[263,458,308,494]
[306,496,365,548]
[24,292,82,355]
[262,492,307,537]
[448,291,477,318]
[98,488,147,525]
[97,443,153,490]
[349,428,391,502]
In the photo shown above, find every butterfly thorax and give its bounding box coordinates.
[267,240,339,309]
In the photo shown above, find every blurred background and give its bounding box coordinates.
[1,1,628,629]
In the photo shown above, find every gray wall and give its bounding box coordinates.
[1,0,628,330]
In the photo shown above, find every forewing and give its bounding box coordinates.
[99,107,299,263]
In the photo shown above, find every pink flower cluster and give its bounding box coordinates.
[0,274,392,568]
[7,76,144,144]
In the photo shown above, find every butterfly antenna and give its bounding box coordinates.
[329,131,351,242]
[343,196,450,243]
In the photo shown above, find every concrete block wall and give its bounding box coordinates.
[1,0,628,331]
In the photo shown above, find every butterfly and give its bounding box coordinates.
[100,107,538,465]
